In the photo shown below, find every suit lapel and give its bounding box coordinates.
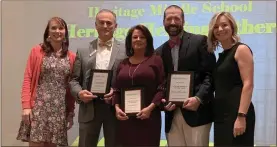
[88,39,98,69]
[179,31,190,63]
[162,31,190,75]
[108,39,120,70]
[162,42,173,77]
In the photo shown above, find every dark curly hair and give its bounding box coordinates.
[125,24,154,57]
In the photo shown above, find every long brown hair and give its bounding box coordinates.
[41,17,69,57]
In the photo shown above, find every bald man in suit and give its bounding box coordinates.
[69,9,126,147]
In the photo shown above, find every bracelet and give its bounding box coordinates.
[237,112,247,117]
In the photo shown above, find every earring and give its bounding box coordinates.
[130,48,133,55]
[63,38,67,43]
[46,36,51,42]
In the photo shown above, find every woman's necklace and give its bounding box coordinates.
[128,63,141,86]
[128,57,148,86]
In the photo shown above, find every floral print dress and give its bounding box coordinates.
[17,53,71,146]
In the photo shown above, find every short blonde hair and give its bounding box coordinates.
[207,12,240,52]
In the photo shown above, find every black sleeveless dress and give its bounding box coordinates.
[212,42,255,146]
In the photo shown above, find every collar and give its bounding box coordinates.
[97,38,114,49]
[168,31,184,48]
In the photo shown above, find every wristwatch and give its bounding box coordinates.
[237,112,247,117]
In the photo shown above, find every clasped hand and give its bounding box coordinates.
[136,107,152,120]
[78,88,114,104]
[115,105,152,121]
[161,97,201,111]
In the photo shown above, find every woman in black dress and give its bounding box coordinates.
[207,12,255,146]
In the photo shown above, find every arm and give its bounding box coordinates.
[66,52,76,117]
[112,61,130,120]
[21,47,36,109]
[151,55,166,107]
[65,88,75,117]
[235,45,254,115]
[136,55,166,119]
[69,50,83,104]
[195,36,216,104]
[112,61,123,106]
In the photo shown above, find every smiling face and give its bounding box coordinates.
[207,12,240,52]
[48,19,66,43]
[163,7,184,37]
[95,11,117,41]
[213,15,233,43]
[131,29,147,53]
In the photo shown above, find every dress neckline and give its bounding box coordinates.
[222,42,240,54]
[128,56,151,65]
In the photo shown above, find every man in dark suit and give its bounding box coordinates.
[69,9,126,147]
[156,5,216,146]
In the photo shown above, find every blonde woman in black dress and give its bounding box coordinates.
[207,12,255,146]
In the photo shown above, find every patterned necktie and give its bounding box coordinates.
[98,40,112,49]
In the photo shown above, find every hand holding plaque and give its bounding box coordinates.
[166,71,194,106]
[115,105,129,120]
[121,87,145,116]
[88,69,113,97]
